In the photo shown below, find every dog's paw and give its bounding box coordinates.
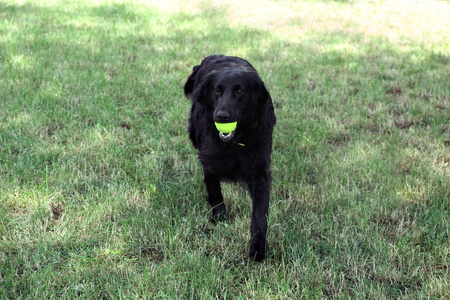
[211,205,228,223]
[249,238,266,262]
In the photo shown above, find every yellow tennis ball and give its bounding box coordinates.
[214,122,237,133]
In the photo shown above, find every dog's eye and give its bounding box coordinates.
[236,89,244,95]
[214,88,221,94]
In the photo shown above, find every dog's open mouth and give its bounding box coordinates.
[219,130,235,142]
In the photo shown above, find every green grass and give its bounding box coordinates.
[1,0,449,298]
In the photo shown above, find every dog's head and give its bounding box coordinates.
[196,69,271,141]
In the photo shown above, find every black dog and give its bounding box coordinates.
[184,55,276,261]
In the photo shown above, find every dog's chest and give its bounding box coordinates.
[199,147,251,175]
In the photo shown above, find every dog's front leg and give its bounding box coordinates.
[203,171,227,222]
[248,172,271,261]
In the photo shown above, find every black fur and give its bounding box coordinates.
[184,55,276,261]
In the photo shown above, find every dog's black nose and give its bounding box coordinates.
[216,110,230,122]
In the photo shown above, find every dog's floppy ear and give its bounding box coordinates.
[184,65,201,98]
[254,77,276,127]
[192,73,216,108]
[185,65,216,108]
[253,76,270,105]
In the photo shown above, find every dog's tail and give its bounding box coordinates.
[184,65,201,99]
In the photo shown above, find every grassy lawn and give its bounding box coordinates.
[1,0,449,298]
